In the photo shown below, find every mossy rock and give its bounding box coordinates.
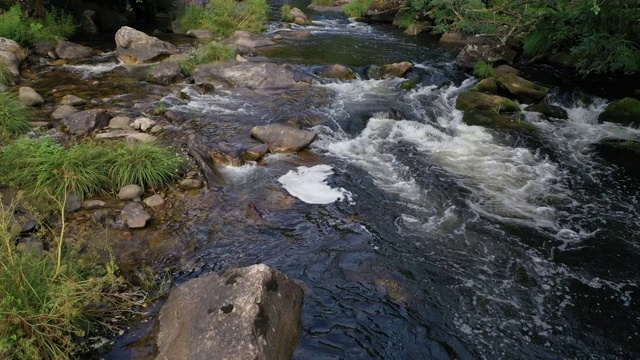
[472,77,499,94]
[462,109,536,132]
[492,65,520,78]
[546,52,578,68]
[400,77,422,91]
[496,72,549,103]
[524,103,568,120]
[598,97,640,127]
[455,90,519,114]
[593,139,640,177]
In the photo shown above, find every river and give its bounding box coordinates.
[104,3,640,359]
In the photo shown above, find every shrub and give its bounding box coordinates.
[473,61,493,79]
[0,200,141,360]
[0,92,31,142]
[343,0,375,18]
[0,5,76,45]
[177,0,269,38]
[281,4,294,22]
[181,41,235,75]
[106,141,189,189]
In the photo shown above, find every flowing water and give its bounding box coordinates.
[103,5,640,359]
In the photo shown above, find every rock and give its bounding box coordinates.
[209,143,245,166]
[598,97,640,127]
[455,91,519,113]
[277,30,313,40]
[179,178,204,190]
[594,139,640,177]
[82,9,98,34]
[148,61,182,85]
[62,109,111,136]
[118,184,144,200]
[156,264,304,360]
[242,144,270,162]
[362,0,403,22]
[83,200,106,210]
[51,105,78,120]
[186,29,215,38]
[251,123,317,153]
[132,117,156,132]
[150,124,164,133]
[64,192,83,214]
[0,37,28,82]
[61,94,87,106]
[524,103,568,120]
[439,31,468,44]
[115,26,178,64]
[400,77,422,91]
[455,37,520,72]
[143,194,164,207]
[120,202,151,229]
[19,87,44,106]
[495,73,549,103]
[370,109,399,120]
[492,64,521,77]
[321,64,356,80]
[235,54,247,62]
[366,61,413,79]
[55,40,93,59]
[95,130,158,143]
[289,7,311,25]
[463,109,536,132]
[223,30,276,49]
[472,77,499,94]
[546,52,578,68]
[187,134,224,189]
[193,62,311,91]
[404,22,430,36]
[109,116,133,129]
[13,210,37,233]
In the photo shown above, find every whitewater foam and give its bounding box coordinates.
[278,165,352,204]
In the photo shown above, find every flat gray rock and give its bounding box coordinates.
[250,123,317,153]
[120,202,150,229]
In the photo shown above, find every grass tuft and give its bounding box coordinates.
[181,41,236,75]
[473,61,494,78]
[281,4,294,22]
[0,5,76,45]
[0,92,31,144]
[177,0,269,38]
[343,0,375,18]
[0,62,14,86]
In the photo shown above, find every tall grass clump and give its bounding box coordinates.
[311,0,341,6]
[0,92,31,142]
[177,0,269,38]
[0,62,14,86]
[181,41,235,75]
[473,61,494,78]
[343,0,374,18]
[107,141,189,189]
[281,4,294,22]
[0,5,76,45]
[0,200,142,359]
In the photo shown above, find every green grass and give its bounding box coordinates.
[0,200,141,360]
[281,4,294,22]
[0,62,14,86]
[473,61,494,78]
[311,0,341,6]
[181,42,236,75]
[0,92,31,144]
[177,0,269,38]
[0,138,189,201]
[0,5,77,45]
[343,0,375,18]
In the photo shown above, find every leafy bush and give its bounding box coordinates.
[473,61,493,79]
[0,5,76,45]
[177,0,269,38]
[343,0,375,18]
[181,41,235,75]
[0,92,31,142]
[0,200,141,360]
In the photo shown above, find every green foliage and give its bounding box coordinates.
[177,0,269,38]
[0,62,14,86]
[0,137,188,201]
[0,201,141,360]
[311,0,340,5]
[107,141,189,189]
[343,0,375,18]
[473,61,493,79]
[181,41,235,75]
[0,92,31,142]
[0,5,76,45]
[281,4,294,22]
[395,11,417,29]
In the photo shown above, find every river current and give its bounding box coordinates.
[97,4,640,359]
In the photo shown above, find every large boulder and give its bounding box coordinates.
[284,7,311,25]
[251,123,317,153]
[455,90,519,113]
[598,97,640,127]
[495,72,549,103]
[463,109,535,132]
[62,109,111,136]
[321,64,356,80]
[222,30,276,49]
[0,37,28,83]
[524,103,568,120]
[366,61,413,79]
[455,37,520,72]
[193,62,311,91]
[156,264,304,360]
[594,139,640,177]
[362,0,403,22]
[55,40,93,59]
[115,26,178,64]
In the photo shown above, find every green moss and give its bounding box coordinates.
[455,90,520,114]
[598,97,640,127]
[462,109,536,132]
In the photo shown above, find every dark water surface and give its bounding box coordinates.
[101,4,640,359]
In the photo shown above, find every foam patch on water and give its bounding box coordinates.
[63,63,119,78]
[278,165,352,204]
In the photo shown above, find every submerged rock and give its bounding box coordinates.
[120,202,151,229]
[62,109,111,136]
[55,40,93,59]
[242,144,270,162]
[524,103,568,120]
[193,62,310,91]
[598,97,640,127]
[366,61,413,79]
[156,264,304,360]
[455,90,519,113]
[462,109,536,132]
[19,87,44,106]
[251,123,317,153]
[115,26,178,64]
[222,30,276,49]
[179,178,204,190]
